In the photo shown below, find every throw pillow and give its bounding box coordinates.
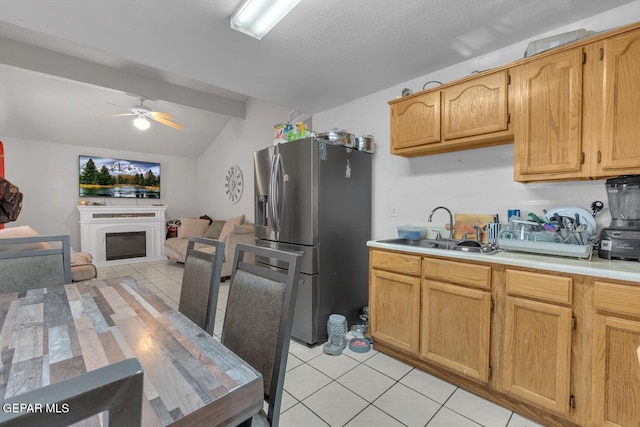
[199,214,213,225]
[178,217,210,238]
[203,220,226,239]
[218,214,245,242]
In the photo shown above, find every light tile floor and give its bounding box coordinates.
[97,260,544,427]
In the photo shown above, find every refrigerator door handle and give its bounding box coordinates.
[272,152,285,232]
[268,153,279,232]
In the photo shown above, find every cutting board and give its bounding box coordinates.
[445,213,496,243]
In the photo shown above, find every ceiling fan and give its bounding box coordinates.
[97,96,184,131]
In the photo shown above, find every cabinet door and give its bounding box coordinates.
[443,71,509,140]
[592,316,640,427]
[421,280,491,383]
[599,29,640,173]
[370,269,421,355]
[390,91,441,151]
[502,296,572,414]
[592,280,640,426]
[514,48,584,181]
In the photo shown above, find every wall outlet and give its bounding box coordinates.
[391,207,398,217]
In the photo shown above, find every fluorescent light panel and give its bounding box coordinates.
[230,0,302,40]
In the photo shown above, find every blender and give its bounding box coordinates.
[599,175,640,260]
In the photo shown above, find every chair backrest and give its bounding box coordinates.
[178,236,225,335]
[222,243,301,427]
[0,358,143,427]
[0,234,72,291]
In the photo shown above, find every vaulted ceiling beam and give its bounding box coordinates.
[0,37,246,120]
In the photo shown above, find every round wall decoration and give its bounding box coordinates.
[225,165,244,204]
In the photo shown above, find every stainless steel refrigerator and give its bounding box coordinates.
[254,137,372,345]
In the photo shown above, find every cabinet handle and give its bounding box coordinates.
[580,153,585,165]
[600,47,604,61]
[569,394,576,409]
[597,151,602,163]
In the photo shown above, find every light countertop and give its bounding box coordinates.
[367,239,640,283]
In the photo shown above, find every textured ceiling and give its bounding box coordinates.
[0,0,636,157]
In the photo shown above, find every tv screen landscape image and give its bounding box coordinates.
[79,155,161,198]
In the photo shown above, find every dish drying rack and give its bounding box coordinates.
[497,218,594,260]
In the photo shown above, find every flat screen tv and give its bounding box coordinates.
[79,155,161,199]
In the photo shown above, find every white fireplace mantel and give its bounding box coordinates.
[78,205,167,266]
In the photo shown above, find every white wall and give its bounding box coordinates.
[2,2,638,250]
[1,137,198,249]
[313,2,640,239]
[197,98,291,221]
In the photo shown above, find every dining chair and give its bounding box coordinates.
[0,358,143,427]
[221,243,301,427]
[178,236,225,335]
[0,234,72,292]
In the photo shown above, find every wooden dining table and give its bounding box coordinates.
[0,277,263,426]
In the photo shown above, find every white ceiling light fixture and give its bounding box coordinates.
[230,0,302,40]
[133,115,151,130]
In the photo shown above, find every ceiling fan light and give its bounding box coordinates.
[230,0,302,40]
[133,116,151,130]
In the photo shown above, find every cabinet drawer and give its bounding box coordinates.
[370,250,421,276]
[422,258,490,289]
[506,270,573,304]
[594,280,640,318]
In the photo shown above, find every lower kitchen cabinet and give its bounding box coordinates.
[369,246,640,426]
[501,270,573,414]
[369,248,640,427]
[421,279,492,383]
[369,250,421,355]
[592,280,640,426]
[421,257,492,383]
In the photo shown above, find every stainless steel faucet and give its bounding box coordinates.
[428,206,454,239]
[473,225,483,242]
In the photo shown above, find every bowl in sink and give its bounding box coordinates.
[396,225,427,240]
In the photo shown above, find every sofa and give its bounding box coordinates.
[164,215,255,278]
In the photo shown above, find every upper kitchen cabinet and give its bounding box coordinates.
[389,70,513,157]
[598,29,640,174]
[389,90,441,152]
[514,24,640,182]
[513,48,585,181]
[442,71,510,140]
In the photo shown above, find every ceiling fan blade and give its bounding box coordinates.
[149,111,184,130]
[152,116,184,130]
[96,113,136,119]
[149,111,176,120]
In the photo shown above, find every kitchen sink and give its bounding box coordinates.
[379,238,500,254]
